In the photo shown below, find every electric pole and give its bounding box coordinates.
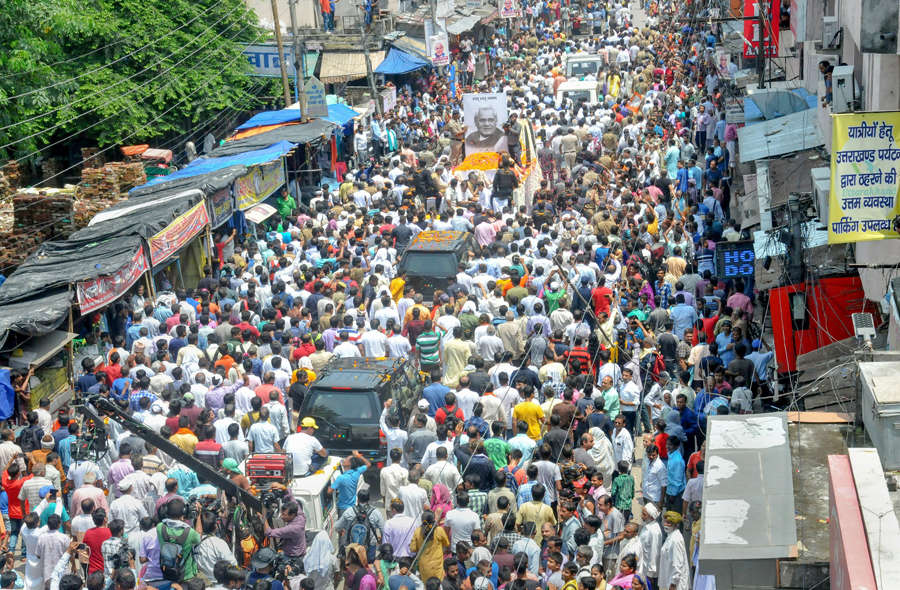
[271,0,292,106]
[288,0,308,119]
[756,0,766,89]
[359,6,383,117]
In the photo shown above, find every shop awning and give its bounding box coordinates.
[319,51,385,84]
[375,48,429,75]
[0,290,72,348]
[325,103,364,126]
[390,37,428,60]
[208,119,337,157]
[137,140,296,189]
[236,109,303,130]
[447,14,482,35]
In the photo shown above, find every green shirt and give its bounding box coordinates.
[610,473,635,513]
[545,289,567,314]
[484,437,511,469]
[416,331,441,364]
[157,521,202,580]
[276,195,295,218]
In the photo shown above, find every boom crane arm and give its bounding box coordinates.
[76,396,263,513]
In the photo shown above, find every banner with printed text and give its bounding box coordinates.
[149,201,210,266]
[234,160,287,210]
[742,0,780,58]
[77,245,149,313]
[828,112,900,244]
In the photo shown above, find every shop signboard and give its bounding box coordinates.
[234,161,287,210]
[149,201,211,266]
[828,112,900,244]
[77,246,149,313]
[742,0,780,58]
[208,187,233,228]
[304,76,329,118]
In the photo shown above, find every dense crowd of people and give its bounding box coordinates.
[1,2,775,590]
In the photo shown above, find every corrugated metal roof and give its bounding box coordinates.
[447,14,482,34]
[737,108,824,163]
[319,51,385,84]
[700,413,797,561]
[391,36,428,60]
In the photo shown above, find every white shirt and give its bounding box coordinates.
[195,535,238,580]
[659,529,690,590]
[333,341,362,358]
[214,417,244,444]
[454,388,480,420]
[612,427,634,467]
[283,432,323,476]
[642,456,667,503]
[638,521,663,578]
[387,333,412,358]
[424,459,462,492]
[380,463,409,507]
[248,421,279,453]
[110,493,148,535]
[360,330,389,357]
[397,483,428,521]
[619,381,641,413]
[445,507,481,546]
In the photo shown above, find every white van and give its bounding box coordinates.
[564,54,605,79]
[290,456,344,539]
[556,80,602,108]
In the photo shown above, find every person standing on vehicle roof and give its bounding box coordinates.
[283,417,329,477]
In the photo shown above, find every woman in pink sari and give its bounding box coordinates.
[428,483,453,526]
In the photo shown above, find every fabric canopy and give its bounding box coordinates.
[137,140,296,189]
[0,290,72,347]
[235,109,303,130]
[319,51,385,84]
[447,14,481,35]
[208,119,336,157]
[375,48,429,75]
[325,103,363,126]
[390,37,428,60]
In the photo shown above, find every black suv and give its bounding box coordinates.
[397,230,474,302]
[299,357,423,466]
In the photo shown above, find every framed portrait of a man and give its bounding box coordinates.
[462,92,509,154]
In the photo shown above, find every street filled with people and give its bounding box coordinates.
[0,1,770,590]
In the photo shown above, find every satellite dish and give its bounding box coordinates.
[185,141,198,163]
[203,133,216,154]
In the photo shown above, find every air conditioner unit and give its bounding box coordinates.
[810,167,830,221]
[816,16,843,54]
[832,65,862,113]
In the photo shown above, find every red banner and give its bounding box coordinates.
[743,0,780,58]
[149,201,210,266]
[77,245,149,313]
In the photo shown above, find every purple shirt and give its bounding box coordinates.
[205,383,238,413]
[266,494,307,556]
[381,514,417,557]
[108,459,134,498]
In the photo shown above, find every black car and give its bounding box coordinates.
[397,230,474,302]
[299,357,423,466]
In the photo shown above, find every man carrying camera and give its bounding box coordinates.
[258,482,308,572]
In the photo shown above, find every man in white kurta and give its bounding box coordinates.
[658,511,690,590]
[638,502,663,581]
[380,453,409,507]
[616,522,643,575]
[109,480,149,556]
[21,518,47,590]
[35,516,70,587]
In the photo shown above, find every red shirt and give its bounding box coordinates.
[83,526,112,573]
[254,384,285,404]
[654,432,669,460]
[2,472,31,519]
[292,342,316,361]
[687,450,703,479]
[591,286,613,317]
[434,405,464,425]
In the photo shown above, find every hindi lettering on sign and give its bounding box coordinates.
[828,112,900,244]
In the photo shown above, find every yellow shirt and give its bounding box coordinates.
[513,400,545,440]
[516,500,557,544]
[389,277,406,302]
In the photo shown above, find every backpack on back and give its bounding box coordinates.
[348,505,376,561]
[158,523,191,581]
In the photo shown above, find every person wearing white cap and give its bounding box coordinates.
[283,417,328,477]
[109,477,148,555]
[638,502,663,585]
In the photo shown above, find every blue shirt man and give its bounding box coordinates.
[669,298,697,339]
[422,381,451,417]
[329,452,371,513]
[746,342,775,384]
[665,444,686,497]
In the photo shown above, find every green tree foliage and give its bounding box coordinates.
[0,0,279,162]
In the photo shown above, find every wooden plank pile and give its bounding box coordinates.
[13,191,74,235]
[0,161,21,199]
[77,162,146,200]
[80,147,105,170]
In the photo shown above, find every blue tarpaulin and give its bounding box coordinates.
[375,48,429,75]
[235,109,302,130]
[0,369,13,421]
[135,140,296,190]
[325,103,362,126]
